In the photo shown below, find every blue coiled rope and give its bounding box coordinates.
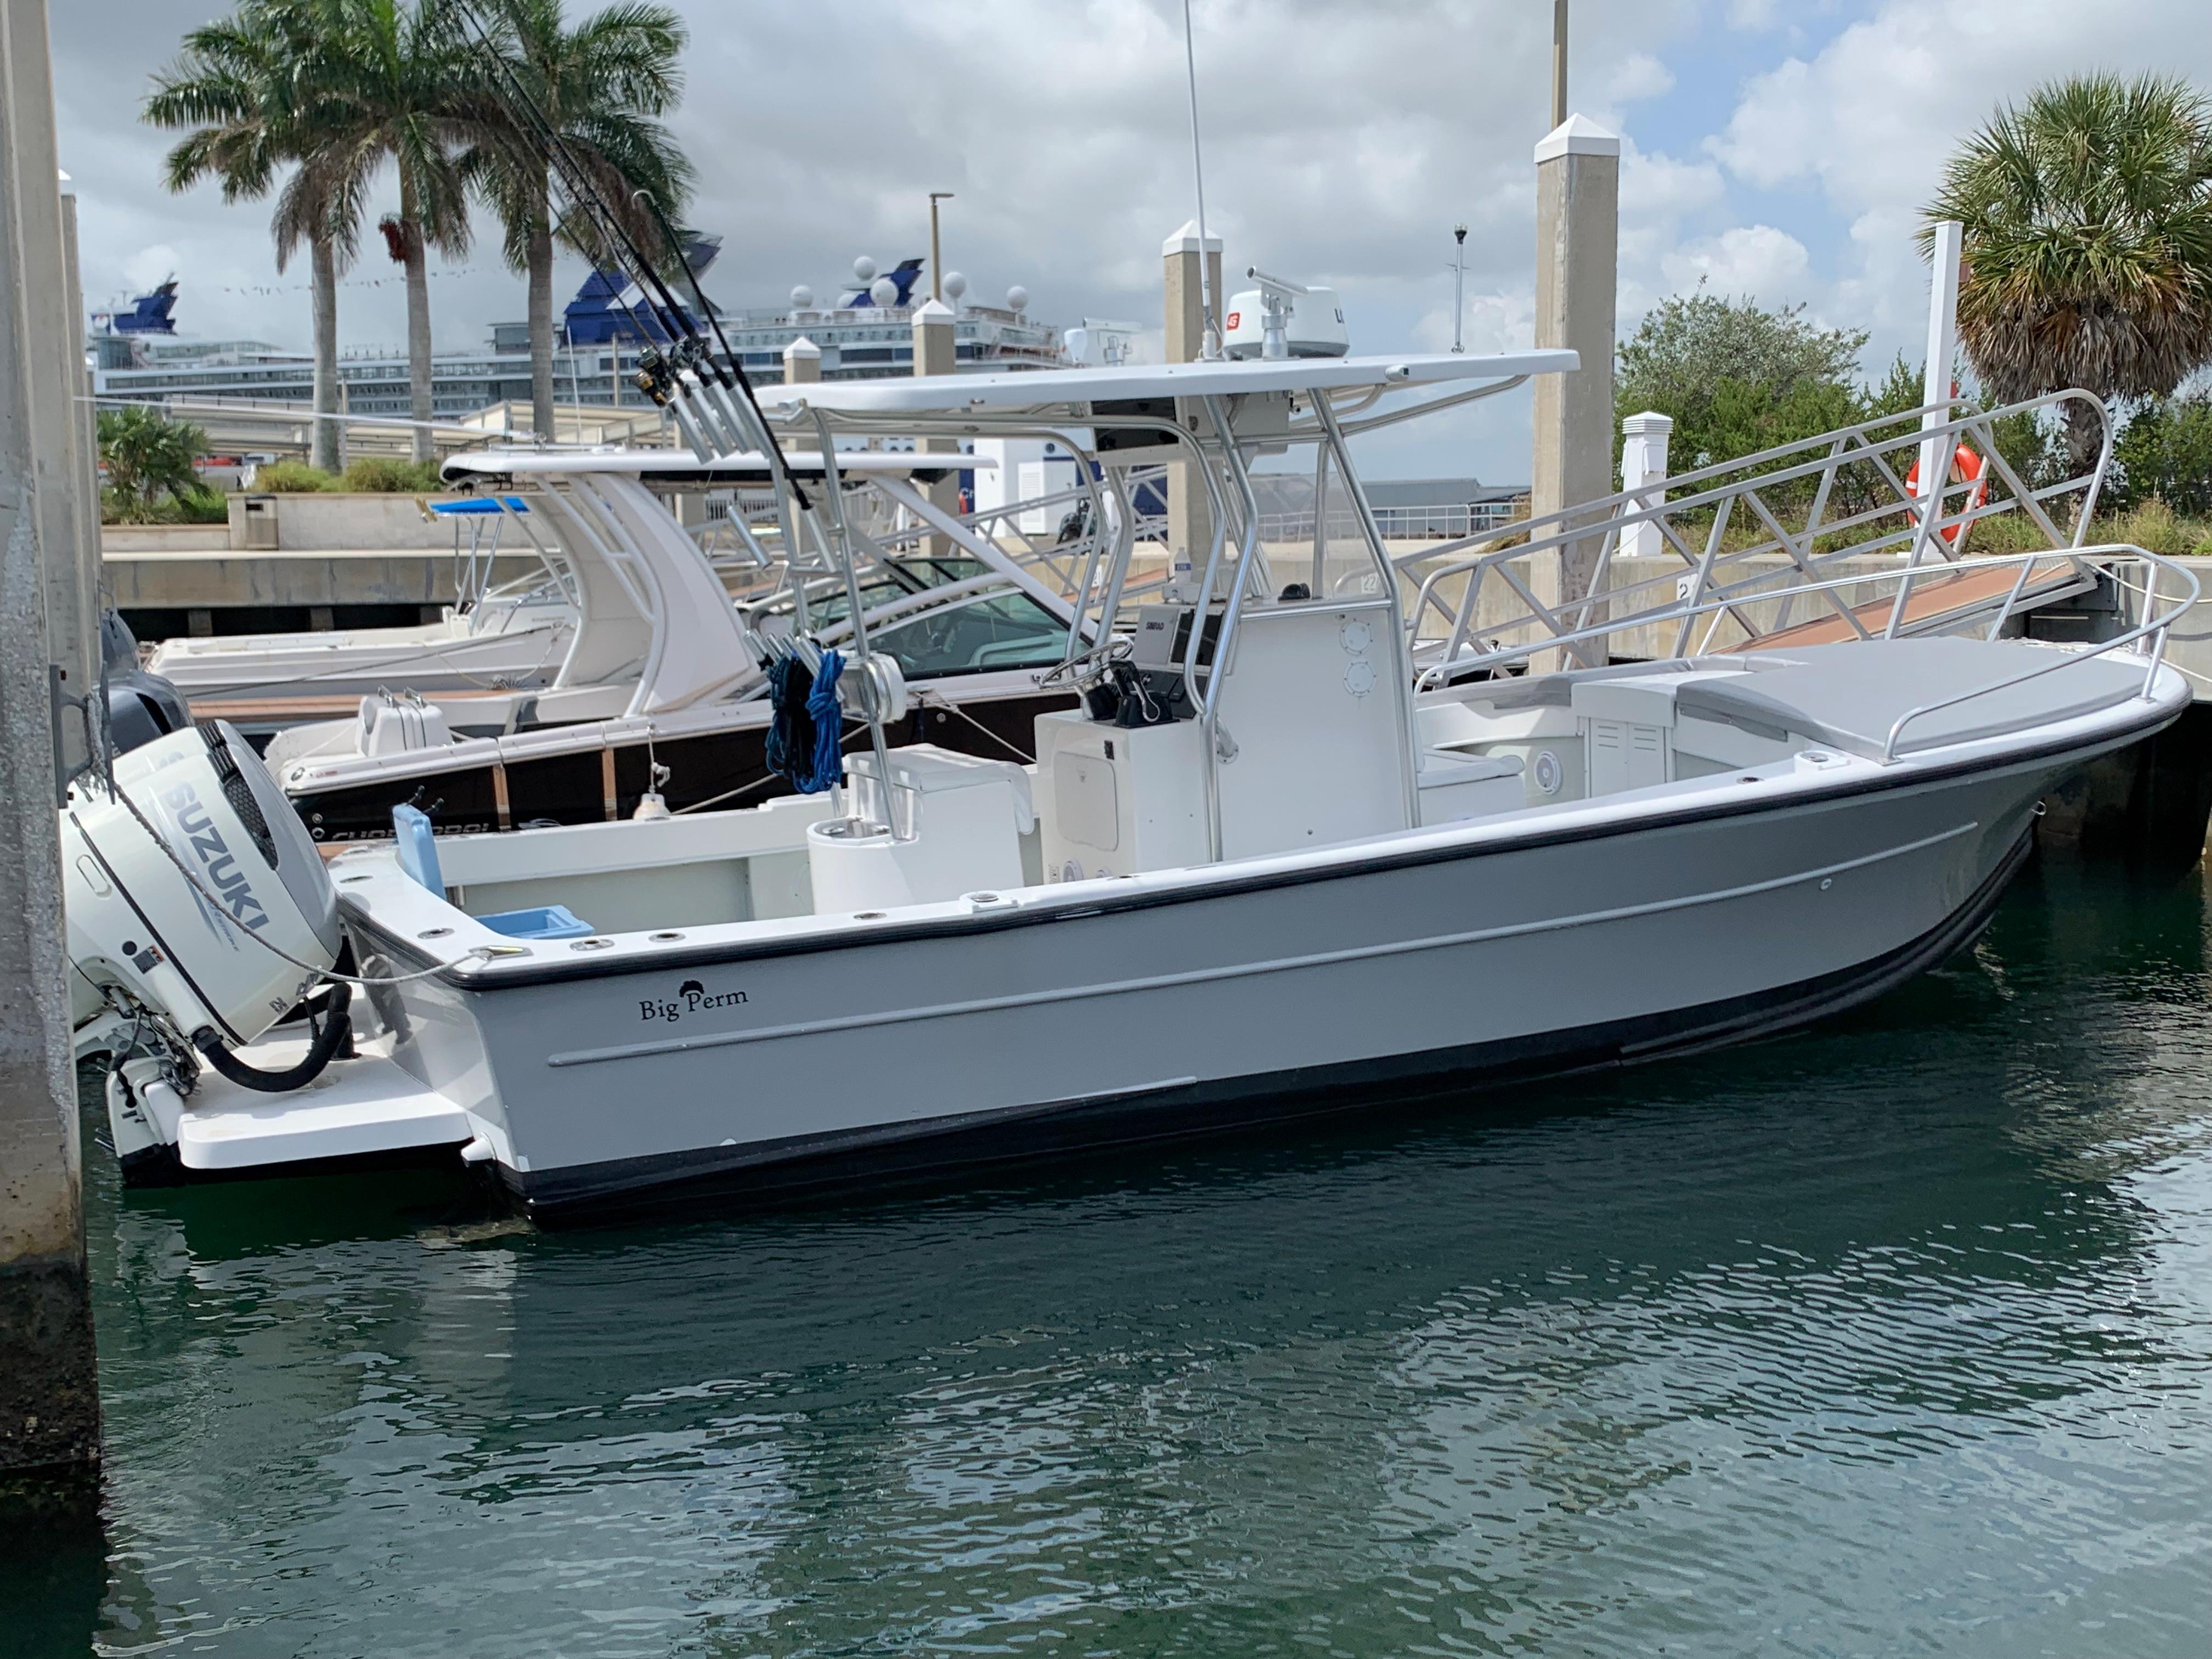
[805,650,845,792]
[765,649,847,795]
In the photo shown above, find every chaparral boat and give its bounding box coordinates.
[63,348,2194,1220]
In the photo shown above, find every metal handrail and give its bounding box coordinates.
[1414,544,2194,764]
[1402,390,2116,681]
[1879,544,2197,759]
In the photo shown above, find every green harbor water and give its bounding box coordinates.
[8,860,2212,1657]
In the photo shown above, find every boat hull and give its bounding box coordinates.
[360,743,2080,1220]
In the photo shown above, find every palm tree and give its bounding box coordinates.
[458,0,690,441]
[146,0,348,472]
[98,407,211,522]
[1925,72,2212,476]
[278,0,477,462]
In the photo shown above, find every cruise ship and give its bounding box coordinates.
[87,235,1075,418]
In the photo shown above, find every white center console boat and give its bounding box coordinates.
[64,351,2196,1220]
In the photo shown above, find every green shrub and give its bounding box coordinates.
[340,456,444,493]
[251,459,337,492]
[2101,496,2196,556]
[174,486,230,524]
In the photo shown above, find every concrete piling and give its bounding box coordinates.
[782,335,821,386]
[1163,220,1222,586]
[1531,114,1619,665]
[911,299,960,552]
[0,0,101,1483]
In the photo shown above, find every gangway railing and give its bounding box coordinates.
[1402,390,2119,686]
[1449,543,2198,761]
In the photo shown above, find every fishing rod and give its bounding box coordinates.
[450,0,742,455]
[628,186,814,511]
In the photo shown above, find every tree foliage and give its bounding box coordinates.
[1925,72,2212,471]
[1615,287,1872,477]
[97,407,213,523]
[2112,393,2212,516]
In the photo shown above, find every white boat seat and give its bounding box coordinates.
[1678,639,2151,759]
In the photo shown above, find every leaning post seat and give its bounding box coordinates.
[390,804,595,940]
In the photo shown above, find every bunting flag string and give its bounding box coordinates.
[177,267,494,298]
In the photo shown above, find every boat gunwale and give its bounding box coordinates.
[336,672,2183,992]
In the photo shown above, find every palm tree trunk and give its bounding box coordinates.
[310,235,341,473]
[399,173,435,464]
[2064,398,2106,482]
[528,194,556,441]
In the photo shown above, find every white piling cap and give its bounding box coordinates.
[1162,219,1223,256]
[1534,114,1621,163]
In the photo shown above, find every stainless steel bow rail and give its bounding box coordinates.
[1402,390,2124,686]
[1877,545,2198,759]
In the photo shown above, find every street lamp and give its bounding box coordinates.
[1451,223,1469,353]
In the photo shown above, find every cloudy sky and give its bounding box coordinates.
[51,0,2212,478]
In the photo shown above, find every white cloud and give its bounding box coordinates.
[1602,52,1677,106]
[122,242,182,294]
[1659,224,1812,301]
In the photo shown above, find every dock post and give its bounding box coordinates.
[0,0,101,1483]
[1917,219,1963,528]
[1531,114,1619,667]
[782,334,821,387]
[911,299,960,553]
[1164,219,1221,595]
[1619,412,1671,561]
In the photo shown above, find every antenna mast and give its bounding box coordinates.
[1181,0,1222,360]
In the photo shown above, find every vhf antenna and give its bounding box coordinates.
[1180,0,1223,360]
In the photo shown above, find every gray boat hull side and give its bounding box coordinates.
[371,751,2073,1209]
[509,823,2033,1218]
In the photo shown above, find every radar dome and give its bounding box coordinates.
[943,270,968,301]
[789,284,814,309]
[1006,285,1029,313]
[870,275,899,307]
[852,255,877,283]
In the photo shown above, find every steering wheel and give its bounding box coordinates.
[1037,634,1133,689]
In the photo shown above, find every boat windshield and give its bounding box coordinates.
[762,557,1069,679]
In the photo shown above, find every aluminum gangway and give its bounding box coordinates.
[1398,391,2129,685]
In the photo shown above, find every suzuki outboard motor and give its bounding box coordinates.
[64,721,346,1177]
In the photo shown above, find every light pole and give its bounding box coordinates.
[1451,223,1469,353]
[928,191,953,301]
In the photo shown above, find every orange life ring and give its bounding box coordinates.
[1904,443,1988,548]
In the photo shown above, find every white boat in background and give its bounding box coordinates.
[245,448,1110,840]
[64,348,2195,1219]
[146,565,577,715]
